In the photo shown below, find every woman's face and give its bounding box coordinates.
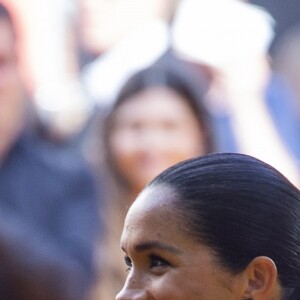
[116,185,246,299]
[108,87,206,193]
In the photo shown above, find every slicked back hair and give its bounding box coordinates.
[150,153,300,299]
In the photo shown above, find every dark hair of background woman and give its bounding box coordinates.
[149,152,300,300]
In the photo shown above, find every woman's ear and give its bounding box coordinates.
[243,256,281,300]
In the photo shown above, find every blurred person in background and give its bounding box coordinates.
[171,0,300,187]
[87,54,215,300]
[0,0,94,142]
[0,3,101,299]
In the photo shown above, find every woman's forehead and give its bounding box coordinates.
[123,185,179,234]
[121,185,194,250]
[130,184,177,214]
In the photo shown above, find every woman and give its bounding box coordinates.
[117,153,300,299]
[104,53,213,200]
[89,54,214,299]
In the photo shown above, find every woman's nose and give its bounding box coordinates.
[115,275,150,300]
[115,287,149,300]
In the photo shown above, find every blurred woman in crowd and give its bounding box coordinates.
[88,54,215,299]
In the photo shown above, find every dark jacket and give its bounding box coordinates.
[0,131,101,300]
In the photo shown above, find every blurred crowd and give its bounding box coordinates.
[0,0,300,299]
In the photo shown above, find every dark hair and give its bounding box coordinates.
[149,153,300,299]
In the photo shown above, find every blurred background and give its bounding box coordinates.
[2,0,300,298]
[3,0,300,146]
[3,0,300,175]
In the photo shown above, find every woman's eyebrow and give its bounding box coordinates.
[134,241,181,254]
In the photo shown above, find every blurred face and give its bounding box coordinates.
[108,87,206,193]
[116,185,246,299]
[0,19,24,159]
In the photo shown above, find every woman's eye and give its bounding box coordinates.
[124,255,132,272]
[149,255,170,269]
